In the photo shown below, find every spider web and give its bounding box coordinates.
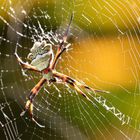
[0,0,140,139]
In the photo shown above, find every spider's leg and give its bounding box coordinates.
[53,71,101,109]
[50,13,74,69]
[53,71,109,94]
[20,78,46,127]
[74,82,110,94]
[14,52,41,73]
[58,12,74,50]
[50,43,71,69]
[71,81,99,110]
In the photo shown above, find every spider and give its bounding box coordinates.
[15,13,109,127]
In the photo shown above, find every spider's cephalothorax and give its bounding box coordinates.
[15,13,109,128]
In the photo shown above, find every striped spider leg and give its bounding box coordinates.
[52,71,109,110]
[50,12,74,70]
[20,78,47,128]
[14,52,41,73]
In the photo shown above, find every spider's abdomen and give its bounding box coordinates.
[31,53,51,71]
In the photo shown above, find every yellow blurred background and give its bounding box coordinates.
[1,0,140,139]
